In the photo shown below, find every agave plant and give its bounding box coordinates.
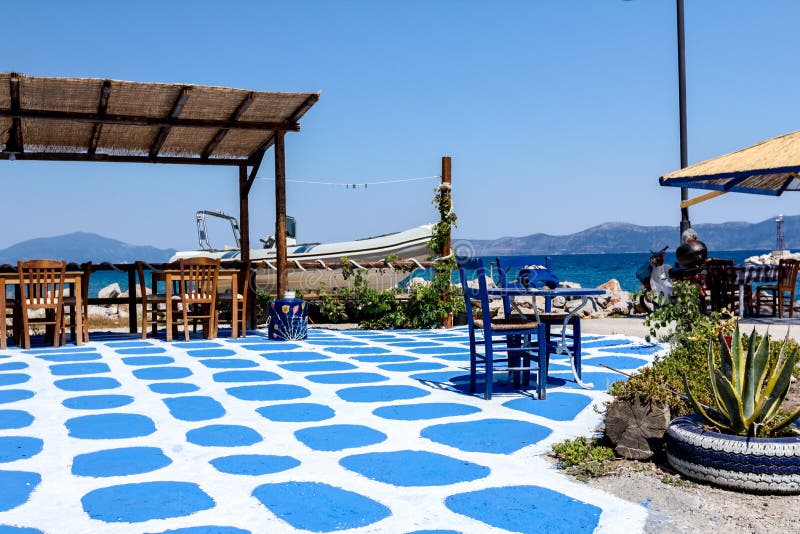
[684,322,800,437]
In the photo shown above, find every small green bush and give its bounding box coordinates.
[551,436,616,480]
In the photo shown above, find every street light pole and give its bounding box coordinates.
[677,0,691,236]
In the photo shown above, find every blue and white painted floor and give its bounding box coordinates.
[0,327,664,533]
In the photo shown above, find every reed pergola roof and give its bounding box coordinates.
[0,73,319,165]
[660,130,800,196]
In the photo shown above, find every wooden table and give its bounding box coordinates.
[1,271,84,349]
[153,269,240,342]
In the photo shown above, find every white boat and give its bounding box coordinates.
[169,211,434,264]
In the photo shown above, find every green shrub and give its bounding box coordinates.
[551,436,616,480]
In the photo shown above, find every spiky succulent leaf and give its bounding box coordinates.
[770,403,800,434]
[713,369,747,434]
[706,340,730,425]
[751,329,771,404]
[756,348,798,426]
[718,330,733,382]
[682,374,732,432]
[730,322,745,392]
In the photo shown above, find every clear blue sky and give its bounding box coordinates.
[3,0,800,251]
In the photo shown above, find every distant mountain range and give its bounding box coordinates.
[0,232,176,265]
[0,216,795,264]
[461,215,800,255]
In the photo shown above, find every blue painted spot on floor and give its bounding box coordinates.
[163,396,226,421]
[210,454,300,476]
[0,374,29,386]
[54,377,121,391]
[295,424,386,451]
[341,450,490,486]
[0,390,34,404]
[186,424,262,447]
[580,339,630,348]
[410,371,471,383]
[407,347,468,355]
[65,413,156,439]
[186,348,236,358]
[503,392,593,421]
[49,362,110,376]
[81,481,214,523]
[385,341,441,348]
[149,382,200,394]
[580,355,648,369]
[103,341,152,348]
[260,351,329,362]
[114,347,167,355]
[35,352,102,362]
[240,342,300,351]
[336,385,431,403]
[372,403,481,420]
[422,419,551,454]
[173,342,222,349]
[0,362,28,371]
[133,367,192,380]
[212,370,281,383]
[256,403,335,422]
[548,371,624,390]
[311,339,367,347]
[433,353,470,362]
[252,482,391,532]
[226,384,310,401]
[121,356,175,366]
[0,471,41,511]
[199,359,259,369]
[0,524,43,533]
[306,372,389,385]
[157,527,249,534]
[0,410,33,429]
[279,360,358,372]
[0,437,43,462]
[377,362,447,372]
[62,394,134,410]
[598,344,661,355]
[324,346,389,355]
[445,485,601,533]
[72,447,172,477]
[351,355,417,363]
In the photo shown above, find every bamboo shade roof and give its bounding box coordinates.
[0,73,319,166]
[660,130,800,196]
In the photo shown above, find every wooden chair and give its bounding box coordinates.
[457,257,548,400]
[216,261,249,338]
[61,261,92,345]
[173,257,220,341]
[756,258,800,318]
[15,259,67,349]
[136,261,171,340]
[2,284,14,349]
[706,259,747,314]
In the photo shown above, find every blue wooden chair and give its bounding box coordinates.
[457,257,548,400]
[495,256,583,380]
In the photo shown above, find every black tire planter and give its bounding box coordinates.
[666,415,800,494]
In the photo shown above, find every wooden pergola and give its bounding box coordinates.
[0,72,319,300]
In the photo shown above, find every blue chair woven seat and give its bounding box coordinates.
[457,257,548,400]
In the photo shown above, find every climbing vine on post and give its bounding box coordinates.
[428,156,459,328]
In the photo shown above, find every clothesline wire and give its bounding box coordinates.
[257,175,440,187]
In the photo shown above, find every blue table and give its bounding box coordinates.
[486,286,606,389]
[734,264,778,317]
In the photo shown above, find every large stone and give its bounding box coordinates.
[98,283,121,300]
[598,279,622,293]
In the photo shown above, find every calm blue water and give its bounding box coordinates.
[87,250,770,298]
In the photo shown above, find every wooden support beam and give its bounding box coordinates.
[288,93,320,122]
[239,165,251,266]
[679,190,726,209]
[202,92,254,159]
[7,73,23,153]
[245,150,265,193]
[247,132,276,164]
[87,80,111,156]
[149,86,191,158]
[274,130,288,299]
[441,156,453,329]
[0,151,245,166]
[0,108,299,131]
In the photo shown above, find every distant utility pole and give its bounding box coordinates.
[677,0,691,237]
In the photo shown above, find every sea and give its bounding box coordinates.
[86,249,770,297]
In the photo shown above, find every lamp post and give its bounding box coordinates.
[677,0,691,236]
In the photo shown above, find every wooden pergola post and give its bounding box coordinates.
[441,156,453,328]
[274,130,288,299]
